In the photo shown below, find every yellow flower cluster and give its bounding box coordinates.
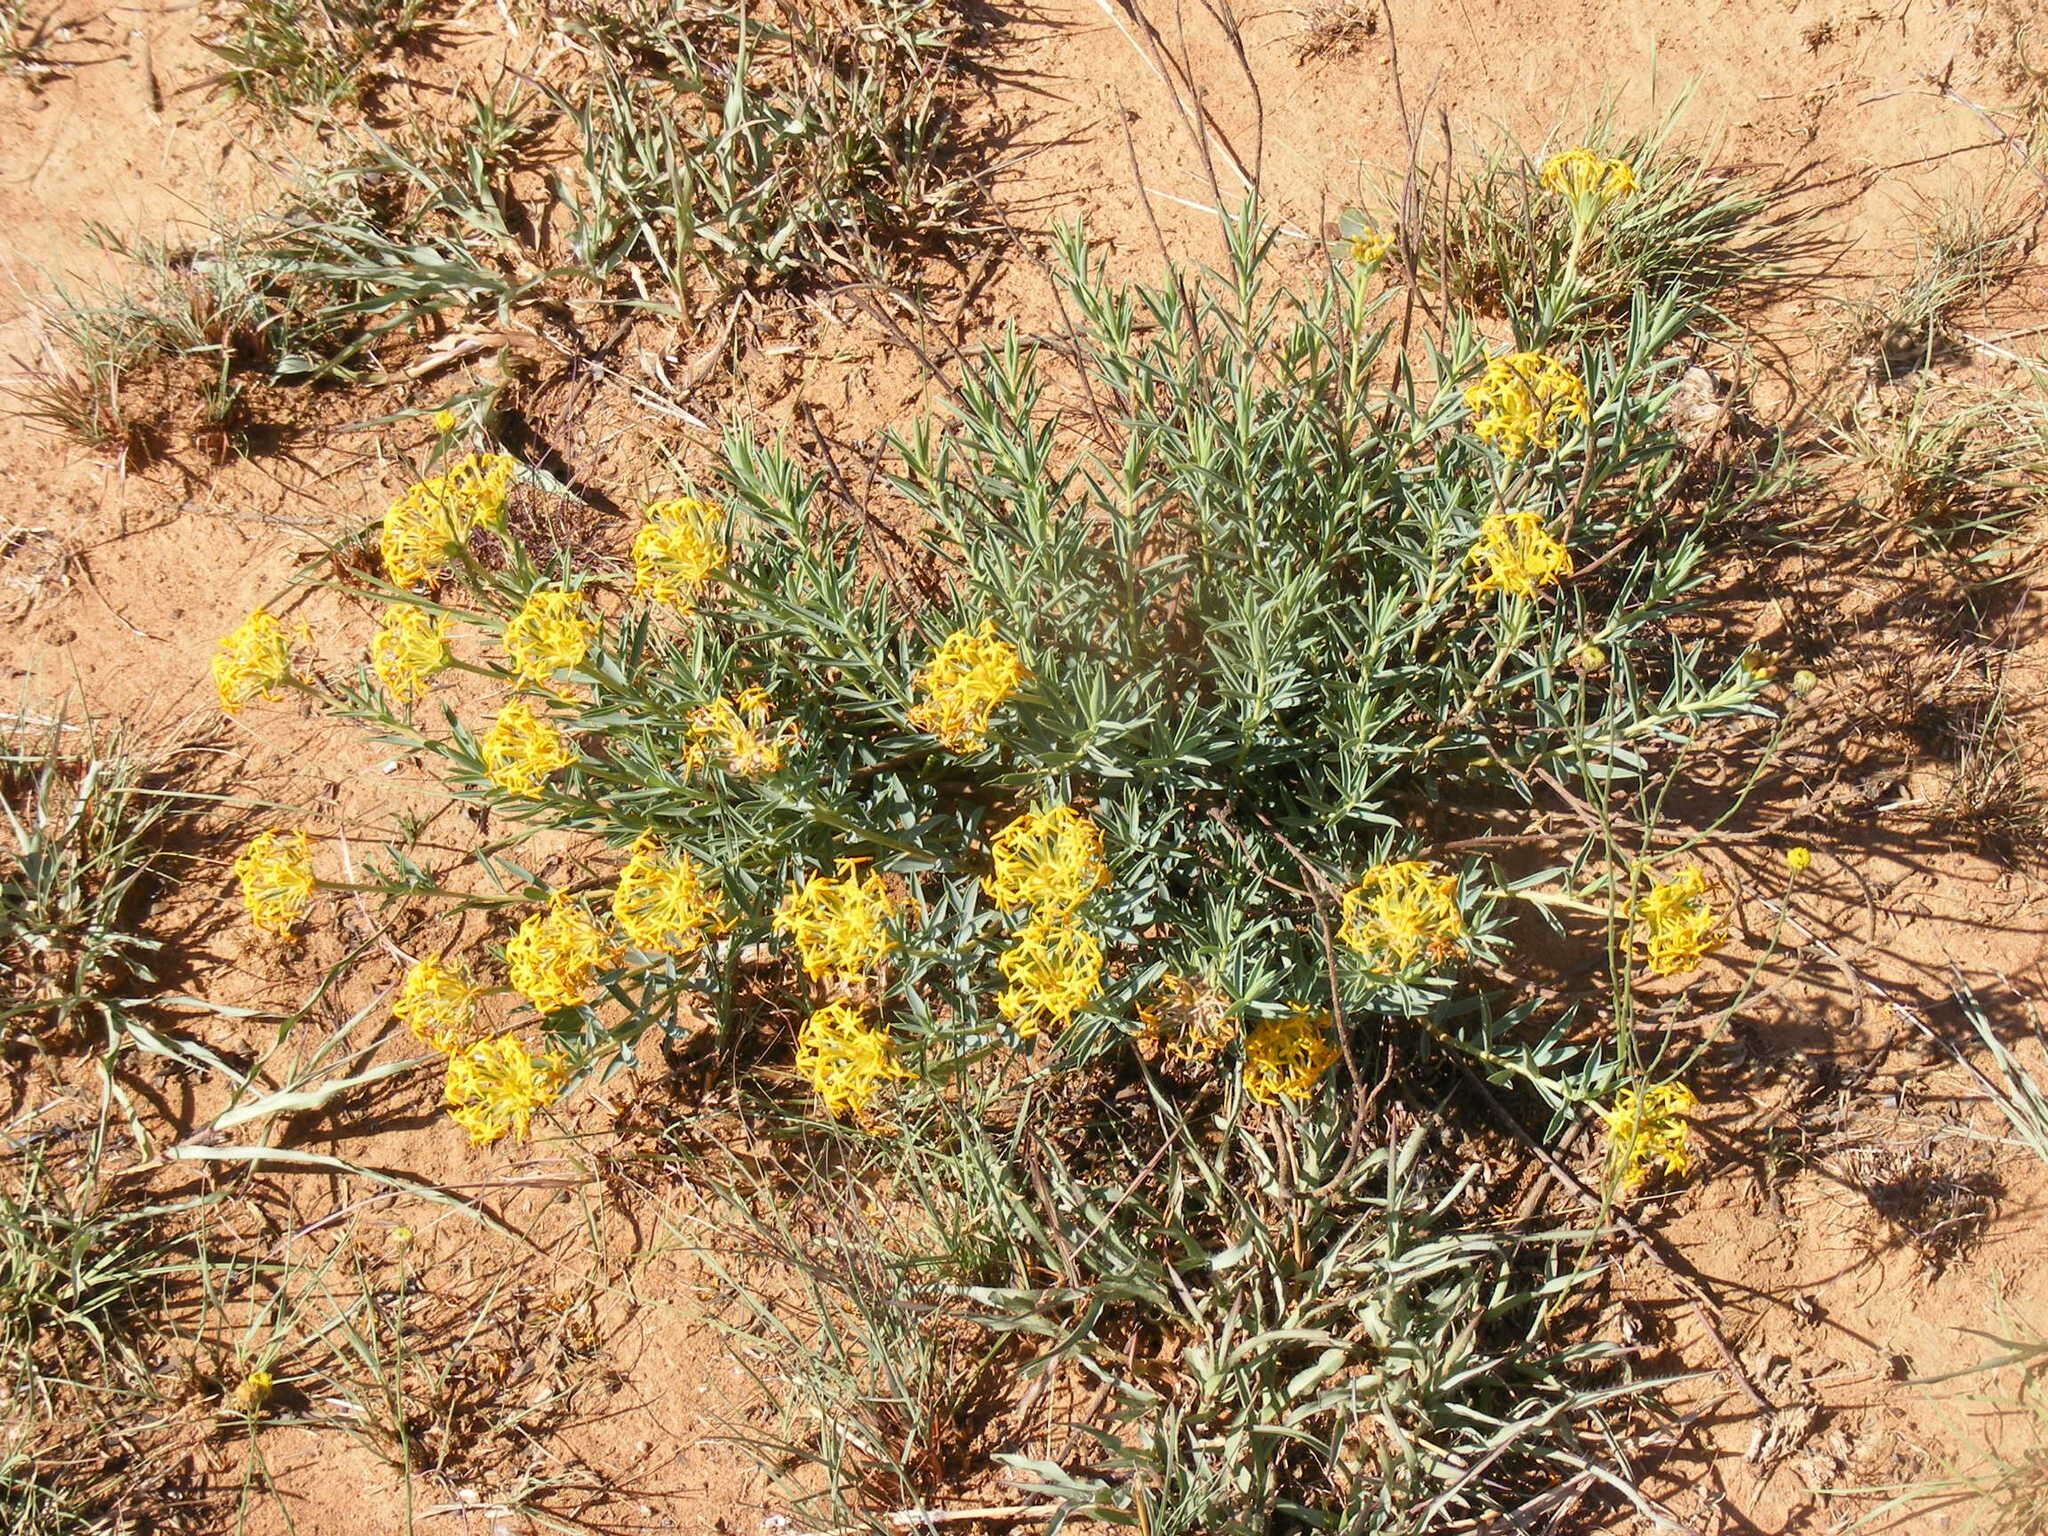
[1462,352,1590,460]
[1539,148,1639,207]
[907,620,1027,753]
[1347,222,1394,266]
[1338,860,1464,973]
[613,836,729,958]
[982,805,1110,1039]
[775,861,897,987]
[1468,510,1574,601]
[213,608,303,715]
[394,957,489,1052]
[370,604,451,702]
[481,699,578,798]
[505,892,620,1015]
[631,497,727,612]
[1604,1081,1696,1190]
[443,1034,569,1145]
[686,686,794,778]
[502,588,594,689]
[995,913,1104,1038]
[379,453,518,590]
[234,829,315,939]
[795,1001,909,1125]
[441,452,517,512]
[1631,866,1725,977]
[1241,1007,1338,1105]
[982,804,1109,915]
[1135,972,1237,1067]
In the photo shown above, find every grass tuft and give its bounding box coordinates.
[699,1090,1639,1532]
[200,0,434,119]
[10,229,340,459]
[1932,685,2048,864]
[22,0,993,432]
[1384,118,1779,344]
[1,714,189,1051]
[1,1124,227,1536]
[1828,384,2047,564]
[1837,199,2036,378]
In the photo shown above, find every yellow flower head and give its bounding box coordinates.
[394,957,489,1053]
[1603,1081,1696,1191]
[1462,352,1590,460]
[1241,1006,1338,1105]
[1468,510,1574,601]
[908,620,1028,753]
[795,1001,910,1126]
[686,686,795,778]
[234,829,315,939]
[378,454,518,590]
[370,604,451,702]
[1338,860,1464,972]
[1785,845,1813,874]
[982,804,1110,916]
[504,892,620,1016]
[1631,866,1725,977]
[994,914,1104,1039]
[212,609,303,715]
[380,486,463,592]
[226,1369,274,1415]
[502,588,594,689]
[432,408,458,434]
[1135,972,1238,1067]
[613,835,729,958]
[774,860,898,986]
[443,1034,570,1145]
[631,497,727,612]
[1347,223,1395,266]
[481,699,578,799]
[1539,147,1639,207]
[438,453,518,525]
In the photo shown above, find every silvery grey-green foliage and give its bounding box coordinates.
[331,163,1784,1531]
[1,718,179,1048]
[339,202,1774,1104]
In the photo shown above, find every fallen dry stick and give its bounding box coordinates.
[787,1505,1073,1536]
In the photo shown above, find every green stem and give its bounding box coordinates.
[1487,886,1613,918]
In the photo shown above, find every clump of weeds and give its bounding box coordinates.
[1836,196,2036,378]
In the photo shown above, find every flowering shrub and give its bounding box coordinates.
[394,957,488,1052]
[218,205,1773,1150]
[1240,1006,1340,1104]
[204,176,1788,1530]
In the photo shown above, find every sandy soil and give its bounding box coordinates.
[5,0,2048,1531]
